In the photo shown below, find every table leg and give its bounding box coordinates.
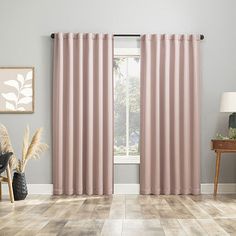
[214,151,221,196]
[6,165,14,203]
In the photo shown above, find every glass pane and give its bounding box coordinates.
[114,58,127,156]
[128,57,140,156]
[114,55,140,157]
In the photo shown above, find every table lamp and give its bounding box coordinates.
[220,92,236,131]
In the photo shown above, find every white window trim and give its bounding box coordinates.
[114,48,140,164]
[114,156,140,164]
[114,48,140,57]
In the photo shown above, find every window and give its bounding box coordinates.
[114,48,140,164]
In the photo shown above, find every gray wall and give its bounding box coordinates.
[1,0,236,184]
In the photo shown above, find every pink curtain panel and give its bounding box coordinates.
[140,34,200,195]
[53,33,113,195]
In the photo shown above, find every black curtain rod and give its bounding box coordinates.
[50,33,204,40]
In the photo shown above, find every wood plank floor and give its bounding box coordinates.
[0,194,236,235]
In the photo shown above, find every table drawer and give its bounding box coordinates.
[212,140,236,150]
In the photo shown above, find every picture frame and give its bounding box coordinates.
[0,67,34,113]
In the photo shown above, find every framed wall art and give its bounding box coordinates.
[0,67,34,113]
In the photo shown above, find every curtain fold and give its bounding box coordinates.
[140,34,200,195]
[53,33,113,195]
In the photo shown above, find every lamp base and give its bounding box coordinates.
[229,112,236,128]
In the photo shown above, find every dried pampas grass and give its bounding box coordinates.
[0,124,48,173]
[0,124,17,170]
[21,127,48,172]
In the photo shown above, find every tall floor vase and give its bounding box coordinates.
[12,172,28,200]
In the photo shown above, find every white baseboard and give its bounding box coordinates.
[2,184,53,195]
[114,183,236,194]
[201,183,236,194]
[114,184,140,194]
[2,184,140,195]
[2,183,236,195]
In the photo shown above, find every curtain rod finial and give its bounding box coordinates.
[51,33,55,39]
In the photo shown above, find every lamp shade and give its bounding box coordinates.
[220,92,236,112]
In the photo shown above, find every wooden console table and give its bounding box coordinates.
[211,139,236,195]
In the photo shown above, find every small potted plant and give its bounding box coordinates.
[0,124,48,200]
[216,128,236,140]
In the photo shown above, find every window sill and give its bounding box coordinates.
[114,156,140,164]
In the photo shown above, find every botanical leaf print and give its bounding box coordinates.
[4,80,19,90]
[6,101,15,110]
[17,74,25,86]
[17,107,25,111]
[26,71,32,81]
[20,88,32,96]
[18,97,32,104]
[2,93,18,102]
[1,71,32,111]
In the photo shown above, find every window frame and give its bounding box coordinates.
[114,47,140,164]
